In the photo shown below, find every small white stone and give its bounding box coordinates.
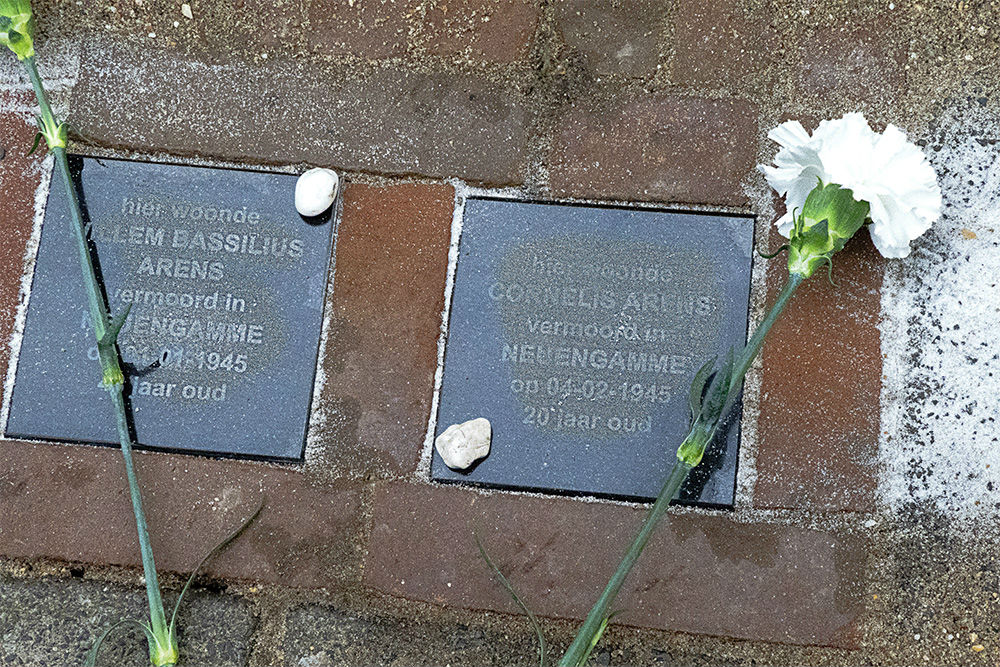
[181,3,193,19]
[294,168,340,217]
[435,418,492,470]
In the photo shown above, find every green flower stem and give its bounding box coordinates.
[109,389,169,646]
[726,272,804,414]
[558,271,805,667]
[558,461,692,667]
[22,56,172,662]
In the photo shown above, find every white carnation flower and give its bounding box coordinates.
[759,112,942,258]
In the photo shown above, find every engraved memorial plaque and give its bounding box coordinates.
[431,198,753,505]
[6,157,335,459]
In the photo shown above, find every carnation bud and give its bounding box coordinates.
[786,181,870,279]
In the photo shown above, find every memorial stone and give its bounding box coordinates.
[6,157,335,459]
[431,198,754,505]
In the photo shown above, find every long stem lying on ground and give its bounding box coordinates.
[557,273,804,667]
[23,56,175,665]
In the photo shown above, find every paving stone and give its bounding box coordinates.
[69,38,530,185]
[797,22,906,104]
[308,0,420,59]
[424,0,540,64]
[671,0,775,87]
[554,0,664,78]
[0,440,363,588]
[753,237,883,512]
[315,183,453,476]
[193,0,308,54]
[549,92,757,206]
[363,482,868,647]
[282,603,538,666]
[0,574,254,666]
[0,91,46,391]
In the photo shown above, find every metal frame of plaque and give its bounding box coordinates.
[5,156,336,460]
[430,197,754,506]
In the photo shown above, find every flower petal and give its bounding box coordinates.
[757,112,941,258]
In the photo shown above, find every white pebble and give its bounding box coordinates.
[294,168,340,217]
[435,418,492,470]
[181,3,193,19]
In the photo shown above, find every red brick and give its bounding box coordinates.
[364,482,868,647]
[314,183,453,476]
[70,39,531,185]
[0,440,364,587]
[671,0,775,87]
[797,23,905,104]
[0,92,44,387]
[424,0,539,64]
[753,234,883,511]
[308,0,420,58]
[549,93,757,206]
[554,0,664,77]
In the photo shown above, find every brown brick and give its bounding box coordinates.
[0,92,44,386]
[797,23,905,104]
[194,0,307,54]
[549,93,757,206]
[308,0,420,59]
[753,235,883,511]
[424,0,539,64]
[315,183,453,476]
[0,440,364,587]
[671,0,775,87]
[554,0,664,77]
[70,38,530,185]
[364,482,868,647]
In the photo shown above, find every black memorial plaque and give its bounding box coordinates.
[431,198,753,505]
[6,156,335,459]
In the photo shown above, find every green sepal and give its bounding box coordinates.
[801,181,869,242]
[786,182,870,279]
[0,0,34,60]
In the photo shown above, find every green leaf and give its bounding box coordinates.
[757,243,789,259]
[0,0,33,60]
[169,499,265,639]
[575,611,624,667]
[687,356,716,423]
[701,347,734,423]
[84,619,154,667]
[475,531,546,667]
[102,303,132,346]
[27,130,41,155]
